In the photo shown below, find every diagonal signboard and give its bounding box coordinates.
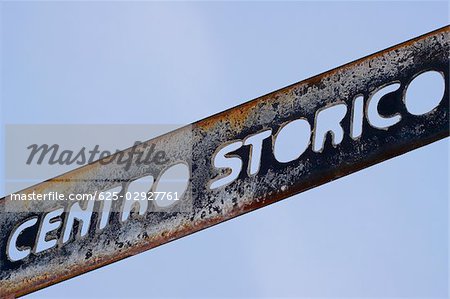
[1,26,449,298]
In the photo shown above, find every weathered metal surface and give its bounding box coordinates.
[1,26,449,298]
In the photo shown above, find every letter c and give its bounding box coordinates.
[7,217,38,262]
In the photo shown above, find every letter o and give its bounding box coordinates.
[273,119,311,163]
[404,70,445,115]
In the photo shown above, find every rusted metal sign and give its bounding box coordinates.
[1,26,449,298]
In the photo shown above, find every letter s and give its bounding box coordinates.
[209,141,243,190]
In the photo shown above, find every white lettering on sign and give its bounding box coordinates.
[6,71,445,262]
[209,72,445,189]
[7,163,190,262]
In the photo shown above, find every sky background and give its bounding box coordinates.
[0,1,449,298]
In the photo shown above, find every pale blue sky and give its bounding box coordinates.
[1,1,449,298]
